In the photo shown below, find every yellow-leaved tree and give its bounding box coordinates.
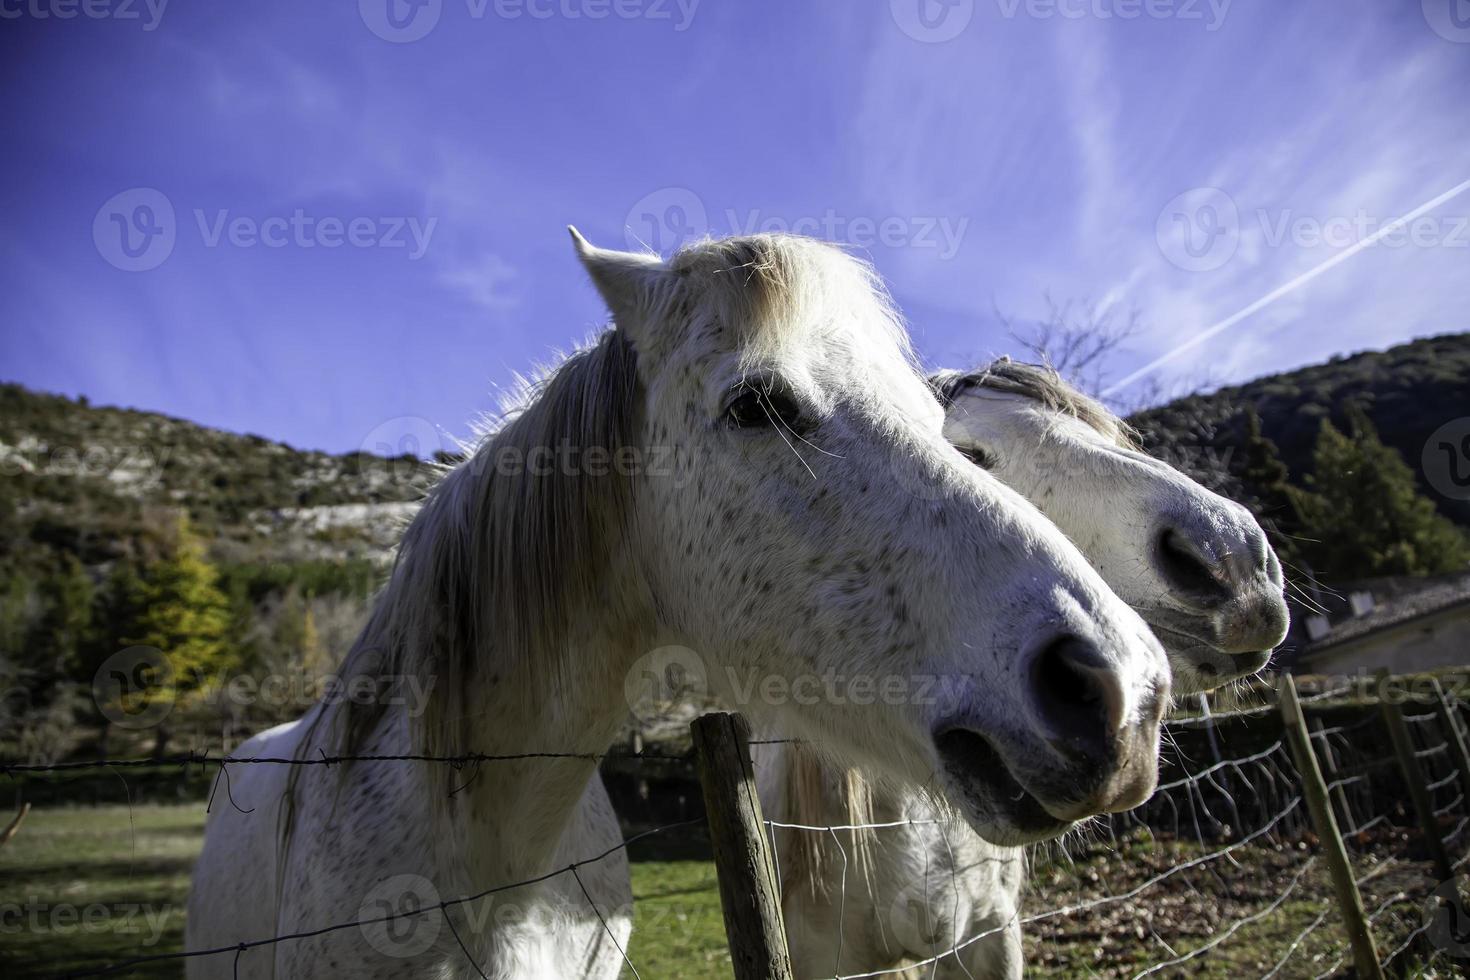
[116,513,234,755]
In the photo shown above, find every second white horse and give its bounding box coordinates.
[765,358,1290,979]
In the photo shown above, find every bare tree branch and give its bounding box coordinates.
[998,292,1142,398]
[997,293,1226,412]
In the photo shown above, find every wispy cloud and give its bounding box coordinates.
[1,0,1463,450]
[438,252,521,313]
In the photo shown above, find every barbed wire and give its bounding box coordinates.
[52,816,703,979]
[1,746,697,778]
[1260,906,1330,979]
[17,685,1470,978]
[820,795,1308,980]
[775,688,1470,978]
[1130,855,1316,979]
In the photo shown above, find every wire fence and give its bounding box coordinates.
[6,674,1470,979]
[2,743,714,980]
[745,675,1470,979]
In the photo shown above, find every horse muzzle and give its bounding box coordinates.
[932,634,1168,845]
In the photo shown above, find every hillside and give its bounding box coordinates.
[1,334,1467,759]
[1130,332,1470,529]
[4,332,1467,568]
[0,382,430,569]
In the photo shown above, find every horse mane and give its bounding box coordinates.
[326,233,912,769]
[330,327,642,765]
[782,743,878,901]
[929,357,1142,450]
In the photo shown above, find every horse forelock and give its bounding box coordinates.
[669,234,918,379]
[334,329,642,764]
[931,358,1141,450]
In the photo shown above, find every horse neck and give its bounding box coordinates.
[450,617,648,890]
[352,331,651,887]
[341,465,652,889]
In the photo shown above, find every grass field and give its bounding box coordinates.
[0,803,732,979]
[0,802,1457,978]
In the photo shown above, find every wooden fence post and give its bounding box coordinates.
[1309,715,1357,833]
[1280,675,1385,980]
[691,712,794,980]
[1432,678,1470,817]
[1380,677,1455,883]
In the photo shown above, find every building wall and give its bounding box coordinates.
[1303,606,1470,676]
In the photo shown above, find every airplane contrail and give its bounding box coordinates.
[1104,175,1470,398]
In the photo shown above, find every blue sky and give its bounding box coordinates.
[2,0,1467,455]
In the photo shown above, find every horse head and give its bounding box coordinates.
[933,360,1290,696]
[574,231,1169,844]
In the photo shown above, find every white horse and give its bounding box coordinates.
[186,233,1170,980]
[766,358,1291,980]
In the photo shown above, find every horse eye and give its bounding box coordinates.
[958,445,996,469]
[724,387,804,431]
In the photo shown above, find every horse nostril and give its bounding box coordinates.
[1157,527,1230,602]
[1030,636,1125,760]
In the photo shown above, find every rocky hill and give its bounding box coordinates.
[4,331,1467,573]
[1130,332,1470,529]
[0,383,432,570]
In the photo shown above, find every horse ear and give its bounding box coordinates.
[569,227,672,344]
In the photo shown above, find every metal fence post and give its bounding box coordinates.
[691,711,794,980]
[1280,674,1385,979]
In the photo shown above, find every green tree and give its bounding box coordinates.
[34,553,95,682]
[1293,406,1470,580]
[114,515,235,754]
[1238,406,1303,565]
